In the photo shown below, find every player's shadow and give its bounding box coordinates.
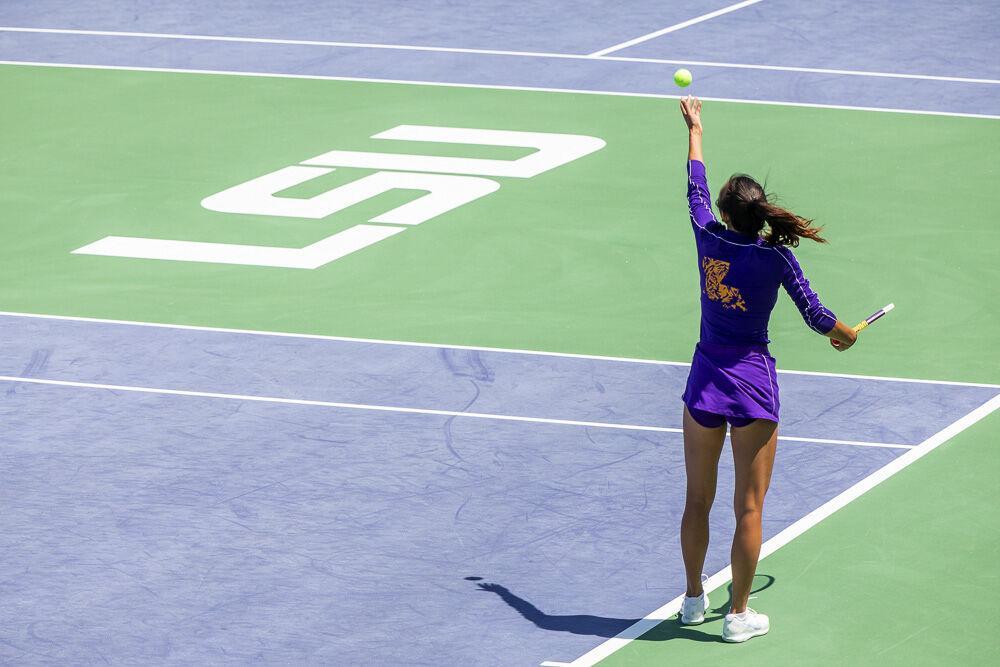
[467,575,774,644]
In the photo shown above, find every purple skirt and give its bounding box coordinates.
[682,341,780,423]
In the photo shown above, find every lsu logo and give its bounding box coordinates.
[73,126,605,269]
[702,257,747,311]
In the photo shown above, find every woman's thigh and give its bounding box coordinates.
[730,419,778,513]
[682,406,727,505]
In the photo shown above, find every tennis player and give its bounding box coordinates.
[675,96,858,642]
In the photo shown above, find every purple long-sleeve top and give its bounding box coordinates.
[686,159,836,345]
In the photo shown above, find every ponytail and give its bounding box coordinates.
[758,201,826,247]
[717,174,826,247]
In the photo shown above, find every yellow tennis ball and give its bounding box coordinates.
[674,68,693,88]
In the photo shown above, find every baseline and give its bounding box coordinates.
[0,310,996,390]
[0,312,993,448]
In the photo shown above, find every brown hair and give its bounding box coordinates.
[716,174,826,247]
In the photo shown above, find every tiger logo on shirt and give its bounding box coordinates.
[702,257,747,312]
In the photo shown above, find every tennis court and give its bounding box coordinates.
[1,2,998,665]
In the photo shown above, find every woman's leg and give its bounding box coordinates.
[681,406,727,597]
[728,419,778,613]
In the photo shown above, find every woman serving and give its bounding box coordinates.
[676,96,858,642]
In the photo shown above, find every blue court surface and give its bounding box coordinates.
[1,0,998,116]
[1,1,998,664]
[1,313,995,664]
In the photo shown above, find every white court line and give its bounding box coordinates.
[0,25,572,57]
[2,26,998,85]
[602,55,1000,85]
[588,0,766,57]
[0,374,909,448]
[0,310,997,389]
[559,392,1000,665]
[3,61,997,121]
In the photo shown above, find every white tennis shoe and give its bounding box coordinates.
[722,607,769,642]
[679,590,710,625]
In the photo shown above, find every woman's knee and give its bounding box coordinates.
[685,493,715,516]
[733,502,763,523]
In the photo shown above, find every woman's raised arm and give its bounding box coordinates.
[680,95,703,162]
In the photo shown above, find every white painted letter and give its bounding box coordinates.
[74,171,498,268]
[72,125,605,268]
[201,167,498,223]
[73,224,406,270]
[302,125,606,178]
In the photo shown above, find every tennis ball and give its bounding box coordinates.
[673,68,693,87]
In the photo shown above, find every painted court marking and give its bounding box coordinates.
[3,61,997,122]
[588,0,766,57]
[1,310,997,390]
[2,26,998,85]
[0,374,911,450]
[561,392,1000,665]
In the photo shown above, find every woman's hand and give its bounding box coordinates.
[827,320,858,352]
[830,338,854,351]
[680,95,703,133]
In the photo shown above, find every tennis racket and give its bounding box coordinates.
[853,303,895,333]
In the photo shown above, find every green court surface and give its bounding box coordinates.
[600,411,1000,665]
[2,63,999,664]
[2,64,997,384]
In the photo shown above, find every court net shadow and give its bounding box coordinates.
[467,576,778,643]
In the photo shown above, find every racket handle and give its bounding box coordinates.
[853,303,894,334]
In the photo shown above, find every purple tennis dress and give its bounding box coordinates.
[681,159,836,424]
